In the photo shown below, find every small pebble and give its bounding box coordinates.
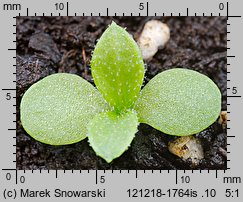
[138,20,170,60]
[218,111,227,128]
[29,32,61,63]
[168,136,204,165]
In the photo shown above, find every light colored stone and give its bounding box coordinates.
[138,20,170,60]
[218,111,227,127]
[168,136,204,165]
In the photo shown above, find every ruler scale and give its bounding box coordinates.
[1,0,242,201]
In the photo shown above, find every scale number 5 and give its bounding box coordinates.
[6,93,11,100]
[232,87,237,94]
[139,3,145,10]
[100,176,105,183]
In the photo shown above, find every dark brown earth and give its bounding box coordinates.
[16,16,227,170]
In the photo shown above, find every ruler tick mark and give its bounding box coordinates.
[227,2,229,20]
[67,2,69,16]
[146,2,149,16]
[175,170,178,184]
[228,15,242,18]
[227,95,242,98]
[2,88,16,91]
[16,170,18,184]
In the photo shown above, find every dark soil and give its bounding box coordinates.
[16,16,227,170]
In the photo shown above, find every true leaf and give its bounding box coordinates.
[135,68,221,136]
[91,21,145,113]
[87,110,138,163]
[20,73,109,145]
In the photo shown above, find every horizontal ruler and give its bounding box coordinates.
[1,169,242,201]
[0,1,241,17]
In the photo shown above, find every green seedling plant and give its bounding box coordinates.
[20,22,222,163]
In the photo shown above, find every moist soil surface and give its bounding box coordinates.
[16,17,227,170]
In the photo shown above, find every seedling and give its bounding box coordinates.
[20,22,221,163]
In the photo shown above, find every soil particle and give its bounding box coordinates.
[16,16,227,170]
[29,32,61,63]
[16,55,56,98]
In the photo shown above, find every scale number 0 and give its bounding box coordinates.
[219,3,224,10]
[5,173,25,183]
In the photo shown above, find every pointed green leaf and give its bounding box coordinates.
[20,73,109,145]
[87,110,138,163]
[91,22,145,113]
[135,68,221,136]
